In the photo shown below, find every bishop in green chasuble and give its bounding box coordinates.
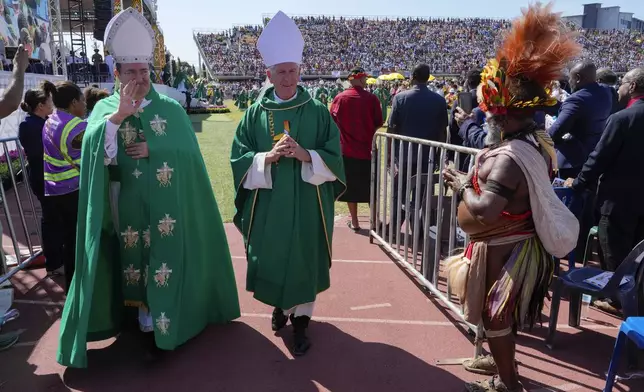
[232,84,345,354]
[58,84,240,368]
[57,10,239,369]
[232,84,345,307]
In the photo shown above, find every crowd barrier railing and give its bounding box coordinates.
[369,132,485,364]
[0,137,42,285]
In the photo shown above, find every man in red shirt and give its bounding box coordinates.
[331,67,383,231]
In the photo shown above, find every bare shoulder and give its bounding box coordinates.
[480,153,523,189]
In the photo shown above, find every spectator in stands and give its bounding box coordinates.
[42,80,86,292]
[18,84,59,276]
[596,67,621,114]
[196,17,644,76]
[567,67,644,315]
[83,86,109,118]
[330,66,382,232]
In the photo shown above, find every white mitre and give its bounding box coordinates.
[257,11,304,67]
[104,7,155,64]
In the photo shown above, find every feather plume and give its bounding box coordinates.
[497,2,581,87]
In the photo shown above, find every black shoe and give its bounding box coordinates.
[142,333,164,363]
[272,308,288,331]
[292,316,311,356]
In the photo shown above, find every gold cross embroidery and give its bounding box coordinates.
[150,114,167,136]
[156,312,170,335]
[154,262,173,287]
[120,226,139,249]
[158,214,176,237]
[119,122,138,146]
[156,162,174,187]
[123,264,141,286]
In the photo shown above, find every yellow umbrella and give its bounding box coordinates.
[366,77,377,85]
[429,75,436,81]
[377,74,392,80]
[388,73,405,80]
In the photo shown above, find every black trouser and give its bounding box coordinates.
[45,191,80,292]
[598,209,644,272]
[36,193,64,272]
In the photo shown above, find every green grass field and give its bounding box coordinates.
[193,100,372,222]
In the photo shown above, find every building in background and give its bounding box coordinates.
[565,3,644,32]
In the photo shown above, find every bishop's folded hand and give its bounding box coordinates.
[126,142,149,159]
[266,135,290,164]
[283,136,311,162]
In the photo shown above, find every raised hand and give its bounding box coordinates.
[110,81,143,125]
[13,45,29,73]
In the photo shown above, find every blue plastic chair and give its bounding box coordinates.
[604,317,644,391]
[546,239,644,349]
[553,187,584,271]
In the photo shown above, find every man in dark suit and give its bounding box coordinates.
[567,67,644,313]
[596,67,622,115]
[386,64,447,236]
[550,62,614,257]
[548,61,613,179]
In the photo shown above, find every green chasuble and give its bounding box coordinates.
[231,86,346,310]
[329,87,340,102]
[236,90,248,109]
[315,87,329,105]
[249,89,259,105]
[214,88,224,106]
[57,87,240,368]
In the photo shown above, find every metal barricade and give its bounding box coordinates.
[369,132,484,364]
[0,137,42,284]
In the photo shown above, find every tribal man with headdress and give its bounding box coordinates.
[442,3,580,391]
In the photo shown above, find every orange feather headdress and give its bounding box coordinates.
[477,2,582,115]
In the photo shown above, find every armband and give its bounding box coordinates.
[483,179,515,200]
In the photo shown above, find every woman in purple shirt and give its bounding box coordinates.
[42,81,86,291]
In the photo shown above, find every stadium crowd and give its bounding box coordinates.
[194,16,644,76]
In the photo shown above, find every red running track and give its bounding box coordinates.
[0,217,643,391]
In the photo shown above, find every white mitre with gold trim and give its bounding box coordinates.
[104,7,155,64]
[257,11,304,67]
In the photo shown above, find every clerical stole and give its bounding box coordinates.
[112,103,182,341]
[114,115,152,310]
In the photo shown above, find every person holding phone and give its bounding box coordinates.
[448,68,482,148]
